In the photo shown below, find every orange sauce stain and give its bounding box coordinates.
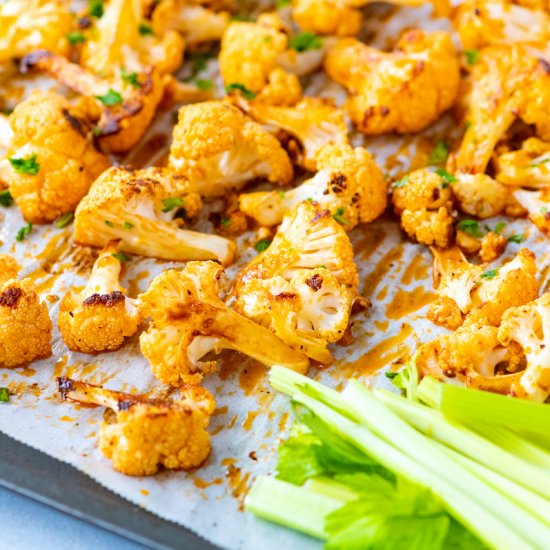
[386,287,435,320]
[127,270,150,298]
[34,275,58,295]
[221,458,236,467]
[374,320,389,332]
[401,254,430,286]
[354,226,387,260]
[53,355,69,377]
[59,415,75,422]
[225,464,251,504]
[362,244,404,297]
[194,478,209,489]
[278,412,289,432]
[17,367,36,378]
[227,415,238,429]
[140,489,150,496]
[124,133,169,168]
[338,324,414,378]
[211,425,224,436]
[35,231,70,264]
[242,410,259,431]
[218,351,243,381]
[239,361,268,396]
[376,285,388,301]
[213,405,228,416]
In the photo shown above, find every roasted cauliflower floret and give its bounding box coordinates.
[415,323,523,393]
[74,166,235,265]
[453,0,550,50]
[139,262,309,385]
[0,0,72,65]
[21,51,165,154]
[479,231,508,262]
[401,207,454,248]
[498,293,550,401]
[58,377,215,476]
[324,30,460,134]
[81,0,184,76]
[428,246,539,329]
[236,97,349,171]
[6,90,110,224]
[239,144,385,230]
[452,173,509,219]
[0,254,52,368]
[494,138,550,188]
[58,241,142,354]
[168,101,293,197]
[512,188,550,235]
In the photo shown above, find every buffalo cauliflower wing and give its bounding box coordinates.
[74,166,235,265]
[239,143,386,230]
[324,30,460,134]
[0,254,52,368]
[58,377,215,476]
[7,90,110,224]
[139,261,310,386]
[58,241,142,354]
[168,101,293,197]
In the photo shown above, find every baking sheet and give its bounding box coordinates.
[0,4,549,550]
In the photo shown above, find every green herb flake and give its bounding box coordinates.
[435,168,457,185]
[278,190,286,198]
[138,22,154,36]
[0,189,13,208]
[112,251,130,262]
[123,221,134,230]
[480,268,499,279]
[276,0,291,7]
[385,371,398,380]
[319,265,327,269]
[89,0,104,17]
[458,219,483,238]
[225,82,256,100]
[104,220,114,227]
[121,67,141,89]
[493,221,506,234]
[55,212,74,229]
[95,89,123,106]
[530,157,550,168]
[162,197,184,213]
[220,215,231,228]
[391,175,409,188]
[288,32,323,52]
[255,238,271,252]
[428,141,449,166]
[332,207,348,225]
[508,234,525,244]
[195,78,214,91]
[9,154,40,175]
[464,49,479,65]
[541,206,548,214]
[230,14,253,21]
[187,50,215,78]
[67,31,86,45]
[16,222,32,242]
[0,387,9,403]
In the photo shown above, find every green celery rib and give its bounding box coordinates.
[244,476,341,539]
[417,376,550,436]
[373,388,550,498]
[305,477,360,502]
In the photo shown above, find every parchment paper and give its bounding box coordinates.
[0,5,548,550]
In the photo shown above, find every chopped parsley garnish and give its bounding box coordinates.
[162,197,184,213]
[276,0,291,7]
[230,14,253,21]
[220,215,231,228]
[508,234,525,244]
[55,212,74,229]
[428,141,449,166]
[67,31,86,45]
[464,49,479,65]
[121,67,140,89]
[391,175,409,188]
[278,190,286,198]
[16,222,32,242]
[0,189,13,207]
[530,157,550,168]
[385,371,398,380]
[493,221,506,235]
[112,252,130,262]
[195,79,214,91]
[225,82,256,100]
[186,50,215,79]
[104,220,114,227]
[255,238,271,252]
[288,32,323,52]
[95,89,123,106]
[0,387,9,403]
[88,0,104,18]
[123,221,134,230]
[332,207,348,225]
[464,120,472,131]
[319,265,327,269]
[480,268,499,279]
[541,206,548,214]
[458,219,483,238]
[9,154,40,175]
[138,22,154,36]
[435,168,457,185]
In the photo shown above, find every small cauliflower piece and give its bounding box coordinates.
[239,143,386,230]
[236,97,349,171]
[479,231,507,262]
[74,166,235,265]
[21,51,165,154]
[452,173,509,219]
[58,241,142,354]
[0,254,52,368]
[168,101,293,197]
[401,207,454,248]
[0,0,72,64]
[139,261,309,386]
[498,293,550,401]
[428,246,539,329]
[58,377,215,476]
[324,30,460,135]
[7,90,110,224]
[512,188,550,235]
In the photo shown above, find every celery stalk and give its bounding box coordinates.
[244,476,341,539]
[373,388,550,498]
[417,376,550,437]
[305,477,360,502]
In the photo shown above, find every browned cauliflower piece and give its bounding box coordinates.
[239,143,386,230]
[0,254,52,368]
[21,51,165,154]
[512,188,550,235]
[479,231,507,262]
[74,166,236,265]
[324,30,460,135]
[58,241,142,354]
[6,90,110,224]
[428,246,539,329]
[139,261,310,386]
[168,101,293,197]
[498,292,550,401]
[452,173,509,219]
[58,377,215,476]
[401,207,454,248]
